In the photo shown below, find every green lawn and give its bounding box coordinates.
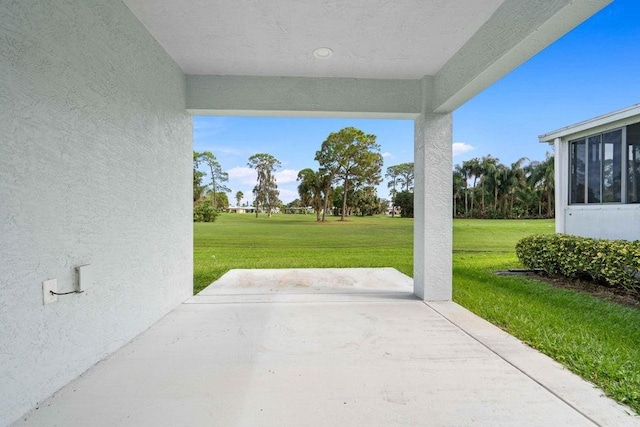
[194,214,414,293]
[194,214,640,414]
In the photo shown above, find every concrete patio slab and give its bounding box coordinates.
[14,268,639,427]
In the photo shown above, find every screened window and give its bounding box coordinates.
[587,135,601,202]
[602,130,622,202]
[569,129,622,204]
[570,139,585,204]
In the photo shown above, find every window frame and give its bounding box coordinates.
[568,126,626,205]
[626,123,640,204]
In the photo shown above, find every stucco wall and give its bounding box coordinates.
[564,206,640,240]
[0,1,192,425]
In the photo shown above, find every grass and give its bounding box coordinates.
[195,213,640,414]
[194,214,413,293]
[452,221,640,413]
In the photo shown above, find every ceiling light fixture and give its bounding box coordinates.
[313,47,333,59]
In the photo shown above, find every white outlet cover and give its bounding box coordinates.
[77,264,93,292]
[43,279,57,305]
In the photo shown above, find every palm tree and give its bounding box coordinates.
[452,168,465,217]
[479,155,499,215]
[528,155,555,217]
[297,168,331,221]
[541,154,555,217]
[462,158,480,217]
[235,191,244,206]
[486,162,507,213]
[506,157,528,217]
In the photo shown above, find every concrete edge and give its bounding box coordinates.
[185,292,418,304]
[426,301,640,427]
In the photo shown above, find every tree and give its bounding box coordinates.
[317,169,334,221]
[297,168,325,221]
[396,162,415,192]
[486,162,508,214]
[385,165,401,217]
[541,154,555,217]
[505,157,528,217]
[453,153,554,219]
[235,191,244,206]
[394,191,414,218]
[193,151,208,203]
[287,199,304,212]
[462,158,480,217]
[248,153,281,218]
[213,191,230,209]
[453,164,468,217]
[315,127,383,221]
[195,151,230,209]
[452,168,464,217]
[193,199,218,222]
[353,186,381,216]
[479,155,499,215]
[387,162,414,217]
[528,154,555,217]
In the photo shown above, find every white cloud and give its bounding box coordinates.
[227,166,256,185]
[382,152,392,158]
[275,169,299,184]
[452,142,474,157]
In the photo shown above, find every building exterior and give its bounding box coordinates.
[226,206,257,214]
[1,1,611,424]
[540,104,640,240]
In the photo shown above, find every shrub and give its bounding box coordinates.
[515,234,640,294]
[194,199,219,222]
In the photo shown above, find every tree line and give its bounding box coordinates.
[194,130,555,222]
[193,150,283,221]
[453,154,554,219]
[388,154,555,219]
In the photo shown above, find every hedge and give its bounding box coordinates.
[515,234,640,294]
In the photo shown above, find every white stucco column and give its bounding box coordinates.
[414,112,452,301]
[553,137,565,234]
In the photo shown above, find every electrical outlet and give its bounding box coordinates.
[43,279,57,305]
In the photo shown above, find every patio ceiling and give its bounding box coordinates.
[122,0,505,79]
[123,0,611,113]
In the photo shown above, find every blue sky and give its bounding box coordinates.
[194,0,640,205]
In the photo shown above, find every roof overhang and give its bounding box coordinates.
[124,0,612,116]
[539,103,640,143]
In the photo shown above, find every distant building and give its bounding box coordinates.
[226,206,256,214]
[540,104,640,240]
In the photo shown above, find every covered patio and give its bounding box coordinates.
[1,0,627,425]
[14,269,638,426]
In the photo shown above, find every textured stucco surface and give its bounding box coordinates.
[564,207,640,241]
[0,1,192,425]
[187,75,423,118]
[124,0,505,79]
[413,113,453,301]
